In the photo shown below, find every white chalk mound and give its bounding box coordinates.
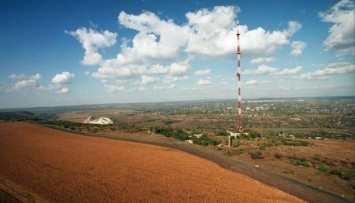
[83,116,113,125]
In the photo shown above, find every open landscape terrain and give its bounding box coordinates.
[1,0,354,202]
[0,122,305,203]
[46,97,355,200]
[0,97,354,202]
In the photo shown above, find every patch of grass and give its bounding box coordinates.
[258,142,271,150]
[283,169,294,174]
[259,145,266,150]
[282,139,310,146]
[225,149,243,156]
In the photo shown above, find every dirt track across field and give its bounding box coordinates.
[0,122,351,203]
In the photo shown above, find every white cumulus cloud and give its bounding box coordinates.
[272,66,303,75]
[68,6,303,91]
[300,62,355,80]
[245,79,258,85]
[66,28,117,65]
[185,6,239,57]
[251,57,276,65]
[319,0,355,56]
[291,41,307,56]
[185,6,301,57]
[9,74,26,80]
[9,73,41,80]
[241,21,301,56]
[163,75,189,84]
[56,87,70,94]
[149,64,168,74]
[38,84,61,91]
[194,69,211,76]
[243,65,277,75]
[9,73,41,90]
[168,62,190,76]
[139,75,160,85]
[148,61,190,76]
[104,85,125,92]
[51,72,75,84]
[118,11,190,62]
[245,79,271,85]
[153,84,176,90]
[13,79,37,90]
[197,79,212,86]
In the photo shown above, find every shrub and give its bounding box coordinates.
[330,168,342,176]
[274,153,283,159]
[340,173,351,180]
[250,152,264,159]
[330,168,355,180]
[192,135,221,146]
[295,157,311,167]
[318,164,328,173]
[201,140,208,146]
[226,150,233,156]
[302,162,311,167]
[349,171,355,179]
[234,139,241,147]
[339,171,355,180]
[235,149,243,155]
[299,157,307,162]
[313,154,321,161]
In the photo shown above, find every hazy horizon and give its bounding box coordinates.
[1,95,354,111]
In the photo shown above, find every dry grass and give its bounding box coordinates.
[0,122,305,203]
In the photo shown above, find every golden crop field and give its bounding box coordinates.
[0,122,304,203]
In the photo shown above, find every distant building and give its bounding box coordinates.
[193,134,203,138]
[227,130,239,138]
[83,116,113,125]
[228,130,248,138]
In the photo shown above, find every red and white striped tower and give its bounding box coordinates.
[236,27,243,133]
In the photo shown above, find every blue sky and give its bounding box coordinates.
[0,0,354,109]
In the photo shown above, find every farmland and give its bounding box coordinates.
[0,122,304,203]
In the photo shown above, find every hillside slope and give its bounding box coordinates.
[0,122,304,203]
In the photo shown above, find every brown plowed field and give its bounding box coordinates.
[0,122,304,203]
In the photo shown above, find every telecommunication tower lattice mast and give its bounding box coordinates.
[236,28,243,133]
